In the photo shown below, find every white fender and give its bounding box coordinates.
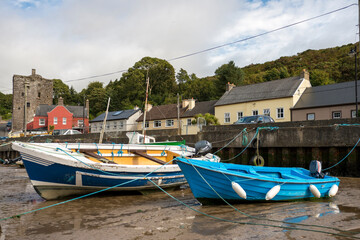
[328,184,338,197]
[309,184,321,198]
[231,181,246,199]
[265,185,281,200]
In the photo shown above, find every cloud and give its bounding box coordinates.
[0,0,357,94]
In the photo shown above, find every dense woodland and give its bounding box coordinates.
[0,42,358,120]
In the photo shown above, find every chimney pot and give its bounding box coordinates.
[32,69,36,75]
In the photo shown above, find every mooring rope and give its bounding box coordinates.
[323,136,360,171]
[182,158,360,238]
[146,177,360,239]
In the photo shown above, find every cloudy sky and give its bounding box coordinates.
[0,0,358,94]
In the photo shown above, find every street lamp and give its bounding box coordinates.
[349,46,358,118]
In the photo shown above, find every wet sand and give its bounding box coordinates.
[0,165,360,240]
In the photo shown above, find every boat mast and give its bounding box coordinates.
[142,68,150,143]
[99,97,111,144]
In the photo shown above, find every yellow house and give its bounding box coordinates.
[214,70,311,124]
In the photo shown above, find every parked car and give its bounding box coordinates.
[234,115,275,124]
[6,121,11,131]
[53,129,82,135]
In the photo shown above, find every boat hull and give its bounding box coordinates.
[20,151,185,200]
[176,158,340,204]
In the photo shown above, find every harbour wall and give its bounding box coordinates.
[1,119,359,176]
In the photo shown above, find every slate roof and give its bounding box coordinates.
[181,100,217,117]
[292,81,360,109]
[36,104,88,118]
[215,76,304,106]
[90,109,140,122]
[137,104,188,122]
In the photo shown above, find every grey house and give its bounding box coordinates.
[291,81,360,121]
[90,108,141,133]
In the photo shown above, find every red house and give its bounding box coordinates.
[27,99,89,133]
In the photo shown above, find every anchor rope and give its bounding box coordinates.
[183,157,360,237]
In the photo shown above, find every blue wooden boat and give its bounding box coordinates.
[175,157,340,203]
[12,142,219,200]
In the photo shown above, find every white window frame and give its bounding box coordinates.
[351,110,357,118]
[144,121,149,128]
[187,118,192,126]
[62,117,67,125]
[237,112,243,120]
[78,119,84,127]
[224,113,230,123]
[263,109,270,116]
[154,120,162,128]
[113,122,117,130]
[166,119,174,127]
[54,117,58,125]
[307,113,315,121]
[119,121,124,129]
[276,108,284,119]
[252,110,258,116]
[332,111,341,119]
[39,118,45,126]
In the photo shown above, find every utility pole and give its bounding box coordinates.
[142,68,150,143]
[177,93,181,135]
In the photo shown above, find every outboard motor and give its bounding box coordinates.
[194,140,212,156]
[309,160,325,178]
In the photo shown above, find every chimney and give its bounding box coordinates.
[188,98,195,110]
[58,97,64,106]
[32,69,36,75]
[86,99,89,118]
[226,82,235,91]
[300,69,309,80]
[182,99,189,108]
[145,103,152,112]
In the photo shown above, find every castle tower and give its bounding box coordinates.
[12,69,53,132]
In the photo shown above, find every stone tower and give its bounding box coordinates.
[12,69,53,132]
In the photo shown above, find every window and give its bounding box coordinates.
[307,113,315,121]
[38,92,41,98]
[277,108,284,119]
[351,110,357,118]
[224,113,230,123]
[263,109,270,116]
[145,121,149,128]
[27,102,30,107]
[252,110,258,116]
[39,118,45,126]
[332,111,341,119]
[154,120,161,128]
[54,117,58,125]
[119,121,124,129]
[106,123,110,130]
[187,119,192,126]
[166,119,174,127]
[78,120,83,127]
[113,122,117,130]
[237,112,243,120]
[62,117,67,125]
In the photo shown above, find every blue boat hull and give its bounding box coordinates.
[21,152,186,200]
[176,158,340,203]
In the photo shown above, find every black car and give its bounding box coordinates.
[234,115,275,124]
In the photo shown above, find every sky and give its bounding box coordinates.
[0,0,358,94]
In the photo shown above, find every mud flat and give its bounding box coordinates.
[0,165,359,240]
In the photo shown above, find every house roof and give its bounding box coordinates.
[215,76,304,106]
[36,105,88,118]
[90,109,140,122]
[292,81,360,109]
[137,104,188,122]
[181,100,217,118]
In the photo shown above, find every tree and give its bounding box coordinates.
[81,81,108,117]
[215,61,244,97]
[53,79,71,105]
[191,113,219,125]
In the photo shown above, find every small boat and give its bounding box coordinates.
[175,158,340,204]
[12,141,220,200]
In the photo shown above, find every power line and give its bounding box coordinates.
[62,3,356,84]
